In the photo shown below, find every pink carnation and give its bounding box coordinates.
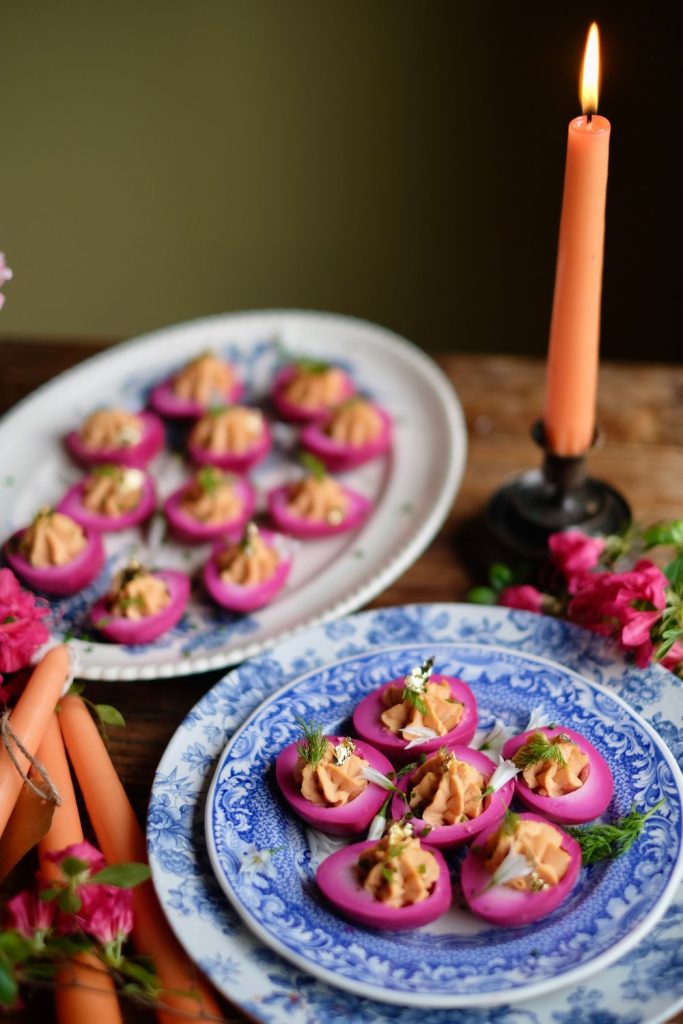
[548,531,605,593]
[498,585,544,613]
[568,560,669,668]
[0,569,50,673]
[661,641,683,674]
[46,840,107,877]
[75,884,134,944]
[6,890,56,938]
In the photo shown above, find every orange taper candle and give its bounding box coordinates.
[58,695,223,1024]
[543,23,611,456]
[37,715,123,1024]
[0,645,70,837]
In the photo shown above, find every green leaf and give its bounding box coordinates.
[0,932,32,962]
[642,520,683,549]
[489,563,514,592]
[467,586,497,605]
[299,451,326,481]
[664,554,683,591]
[38,887,60,903]
[67,681,86,696]
[60,856,89,878]
[0,960,18,1007]
[20,962,59,981]
[89,863,151,888]
[95,704,126,728]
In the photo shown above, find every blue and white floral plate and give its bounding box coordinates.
[148,604,683,1023]
[0,311,465,679]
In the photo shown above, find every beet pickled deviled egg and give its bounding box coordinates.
[90,561,189,644]
[317,820,451,930]
[267,456,371,539]
[149,351,243,419]
[58,465,155,533]
[461,811,581,926]
[275,723,395,836]
[187,405,271,472]
[271,359,355,422]
[164,467,256,543]
[203,523,292,612]
[301,398,392,472]
[390,745,516,849]
[353,657,478,764]
[503,727,614,826]
[65,408,164,469]
[4,507,104,596]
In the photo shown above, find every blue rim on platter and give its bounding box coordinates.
[148,604,683,1024]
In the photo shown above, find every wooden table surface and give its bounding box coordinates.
[1,338,682,1023]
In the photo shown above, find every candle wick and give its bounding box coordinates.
[586,111,593,125]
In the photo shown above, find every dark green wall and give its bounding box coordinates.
[0,1,680,360]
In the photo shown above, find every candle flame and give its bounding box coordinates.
[580,22,600,114]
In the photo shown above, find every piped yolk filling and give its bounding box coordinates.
[484,818,571,892]
[283,366,347,410]
[82,466,144,517]
[357,824,439,908]
[79,409,143,450]
[216,529,280,587]
[381,681,463,738]
[109,569,170,620]
[172,354,234,405]
[295,740,369,807]
[286,475,348,525]
[20,511,86,567]
[190,407,264,455]
[409,751,485,827]
[179,470,242,524]
[521,739,590,797]
[326,400,382,447]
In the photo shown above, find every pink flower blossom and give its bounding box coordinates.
[661,641,683,673]
[498,585,544,613]
[548,531,605,592]
[75,884,134,943]
[6,891,56,937]
[0,569,50,673]
[45,840,107,876]
[568,560,670,668]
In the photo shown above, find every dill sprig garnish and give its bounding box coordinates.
[512,731,569,770]
[299,452,327,481]
[197,466,222,494]
[566,799,665,864]
[294,717,328,768]
[294,356,330,375]
[501,810,519,835]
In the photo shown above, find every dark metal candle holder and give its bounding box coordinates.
[486,421,631,561]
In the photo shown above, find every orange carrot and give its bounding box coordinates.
[0,646,71,837]
[59,695,223,1023]
[37,715,123,1024]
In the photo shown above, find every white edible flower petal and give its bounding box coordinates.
[238,845,275,876]
[362,766,396,791]
[526,705,552,731]
[401,725,439,749]
[474,718,513,755]
[486,758,520,793]
[367,813,388,841]
[305,828,348,869]
[490,850,533,888]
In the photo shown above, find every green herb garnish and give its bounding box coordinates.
[512,731,569,770]
[294,717,328,768]
[197,466,222,493]
[566,800,665,864]
[401,656,435,715]
[501,810,519,836]
[294,357,331,375]
[299,451,327,482]
[381,865,395,883]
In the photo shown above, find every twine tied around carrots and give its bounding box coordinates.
[0,710,62,806]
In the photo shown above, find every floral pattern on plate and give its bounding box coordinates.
[148,604,683,1023]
